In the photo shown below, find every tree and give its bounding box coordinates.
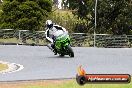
[67,0,132,34]
[96,0,132,34]
[0,0,52,31]
[62,0,94,33]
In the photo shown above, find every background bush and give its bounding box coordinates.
[49,9,89,33]
[0,0,52,31]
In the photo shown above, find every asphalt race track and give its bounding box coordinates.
[0,45,132,81]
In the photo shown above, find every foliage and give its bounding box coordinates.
[49,9,89,33]
[61,0,93,33]
[96,0,132,34]
[49,10,76,33]
[0,0,52,31]
[63,0,132,34]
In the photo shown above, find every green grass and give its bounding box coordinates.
[26,39,48,45]
[0,63,8,71]
[25,80,132,88]
[0,38,48,45]
[0,38,19,43]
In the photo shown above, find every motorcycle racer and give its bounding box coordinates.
[45,20,68,55]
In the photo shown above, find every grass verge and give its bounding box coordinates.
[0,79,131,88]
[0,38,19,43]
[0,63,8,71]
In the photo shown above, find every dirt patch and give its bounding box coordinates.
[0,80,71,88]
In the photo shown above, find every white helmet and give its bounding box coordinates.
[46,20,53,29]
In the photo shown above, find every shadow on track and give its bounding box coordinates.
[46,56,73,59]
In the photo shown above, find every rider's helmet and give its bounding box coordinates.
[46,20,53,29]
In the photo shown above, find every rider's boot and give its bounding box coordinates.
[51,44,57,55]
[53,49,57,55]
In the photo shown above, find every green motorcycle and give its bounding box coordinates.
[55,33,74,57]
[50,33,74,57]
